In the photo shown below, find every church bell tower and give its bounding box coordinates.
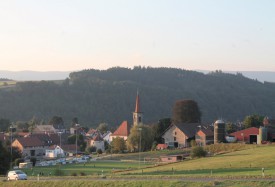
[133,92,143,126]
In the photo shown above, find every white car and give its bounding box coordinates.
[7,170,27,180]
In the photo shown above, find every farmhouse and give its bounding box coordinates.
[12,136,47,157]
[162,123,201,148]
[195,128,214,146]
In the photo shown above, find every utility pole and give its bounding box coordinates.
[138,127,142,169]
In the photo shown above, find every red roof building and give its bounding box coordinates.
[156,144,168,150]
[230,127,259,144]
[110,121,130,141]
[195,129,214,146]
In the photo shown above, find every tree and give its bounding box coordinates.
[172,100,201,124]
[127,124,154,152]
[97,123,108,134]
[71,117,79,127]
[49,116,64,126]
[151,118,171,143]
[67,134,86,151]
[0,141,10,174]
[111,137,126,153]
[243,115,264,129]
[191,146,207,158]
[0,118,10,132]
[226,122,237,134]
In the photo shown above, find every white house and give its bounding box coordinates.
[88,134,105,151]
[45,145,64,158]
[102,131,112,143]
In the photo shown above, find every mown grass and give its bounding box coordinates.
[1,180,275,187]
[21,160,153,176]
[122,145,275,177]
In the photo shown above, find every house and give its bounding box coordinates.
[230,127,259,144]
[86,128,98,137]
[88,134,105,151]
[12,136,47,157]
[45,145,64,158]
[61,144,79,156]
[33,123,66,134]
[11,133,62,157]
[110,121,130,141]
[102,131,112,143]
[195,129,214,146]
[162,123,201,148]
[156,144,168,150]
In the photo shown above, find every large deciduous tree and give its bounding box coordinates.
[111,137,126,153]
[96,123,108,134]
[172,99,201,124]
[243,114,264,129]
[151,118,171,143]
[127,124,154,152]
[0,141,10,174]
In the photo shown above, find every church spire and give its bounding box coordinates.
[133,91,143,126]
[134,91,140,113]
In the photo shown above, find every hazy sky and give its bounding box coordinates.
[1,0,274,72]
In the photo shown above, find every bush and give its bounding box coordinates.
[86,146,96,154]
[97,149,103,154]
[14,158,25,166]
[191,146,207,158]
[71,172,77,176]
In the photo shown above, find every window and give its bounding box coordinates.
[174,137,176,141]
[175,131,177,135]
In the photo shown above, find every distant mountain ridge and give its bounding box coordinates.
[0,70,70,81]
[0,67,274,128]
[0,70,274,83]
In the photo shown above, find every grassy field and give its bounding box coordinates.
[122,145,275,177]
[21,160,153,177]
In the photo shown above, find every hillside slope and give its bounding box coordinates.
[0,67,274,128]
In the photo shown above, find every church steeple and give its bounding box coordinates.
[133,91,143,126]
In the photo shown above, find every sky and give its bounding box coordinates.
[0,0,275,72]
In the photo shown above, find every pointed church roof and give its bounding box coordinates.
[112,121,130,136]
[134,92,141,113]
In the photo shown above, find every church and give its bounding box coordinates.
[109,92,143,141]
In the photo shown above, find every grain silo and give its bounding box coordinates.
[257,126,268,144]
[214,119,226,144]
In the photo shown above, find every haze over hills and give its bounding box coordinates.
[0,70,274,83]
[0,67,274,128]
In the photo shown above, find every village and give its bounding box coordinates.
[0,92,274,169]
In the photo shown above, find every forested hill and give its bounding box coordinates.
[0,67,275,128]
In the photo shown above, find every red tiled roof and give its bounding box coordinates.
[86,128,97,135]
[61,144,79,152]
[112,121,130,136]
[93,134,103,141]
[199,129,214,136]
[156,144,168,149]
[15,136,45,147]
[135,92,140,113]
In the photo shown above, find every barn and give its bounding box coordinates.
[230,127,259,144]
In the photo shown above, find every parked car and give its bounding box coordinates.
[7,170,27,180]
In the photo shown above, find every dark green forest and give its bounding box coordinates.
[0,67,274,128]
